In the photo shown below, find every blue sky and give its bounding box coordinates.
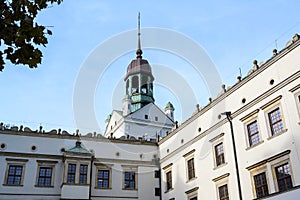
[0,0,299,134]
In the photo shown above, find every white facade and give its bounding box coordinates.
[104,103,174,139]
[0,34,300,200]
[0,130,160,199]
[159,34,300,200]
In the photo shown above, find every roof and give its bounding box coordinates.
[124,57,154,81]
[65,140,93,155]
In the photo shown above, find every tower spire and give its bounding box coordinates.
[136,12,143,58]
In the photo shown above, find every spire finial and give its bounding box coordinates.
[136,12,143,58]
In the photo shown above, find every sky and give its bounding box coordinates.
[0,0,299,134]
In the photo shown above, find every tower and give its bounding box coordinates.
[123,13,155,114]
[165,102,175,121]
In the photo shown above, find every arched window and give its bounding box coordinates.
[141,76,148,93]
[132,76,139,94]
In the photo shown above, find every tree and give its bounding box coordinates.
[0,0,63,71]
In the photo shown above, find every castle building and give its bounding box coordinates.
[0,22,300,200]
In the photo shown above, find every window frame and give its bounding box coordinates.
[95,163,112,190]
[210,133,227,169]
[3,158,28,187]
[185,187,199,200]
[163,163,173,193]
[289,85,300,119]
[213,173,230,200]
[267,107,285,136]
[79,164,88,185]
[218,184,229,200]
[253,172,269,198]
[246,120,261,147]
[166,170,172,192]
[183,149,196,182]
[261,96,287,139]
[35,160,57,187]
[215,142,225,167]
[67,163,76,184]
[270,158,294,193]
[122,166,138,190]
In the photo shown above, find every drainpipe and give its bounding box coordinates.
[221,112,243,200]
[89,155,94,200]
[159,169,162,200]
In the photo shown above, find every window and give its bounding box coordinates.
[6,165,23,185]
[155,116,158,121]
[247,150,293,198]
[79,164,88,184]
[145,114,148,119]
[154,170,160,178]
[185,187,199,200]
[187,158,195,180]
[97,169,110,189]
[155,187,161,196]
[275,163,293,192]
[215,143,225,166]
[37,167,53,187]
[253,172,269,198]
[35,160,57,187]
[213,173,229,200]
[166,171,172,191]
[289,85,300,118]
[67,163,76,184]
[124,171,136,189]
[268,107,284,135]
[218,184,229,200]
[247,120,260,146]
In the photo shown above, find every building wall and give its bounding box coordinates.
[0,132,160,199]
[159,37,300,200]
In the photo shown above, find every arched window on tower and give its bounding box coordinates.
[126,80,130,95]
[141,76,148,94]
[132,76,139,94]
[150,83,153,94]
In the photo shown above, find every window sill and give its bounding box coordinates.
[63,183,90,186]
[95,187,112,190]
[245,140,264,151]
[122,188,138,191]
[165,188,174,193]
[213,162,227,170]
[267,129,288,140]
[2,184,23,187]
[186,177,197,183]
[34,185,54,188]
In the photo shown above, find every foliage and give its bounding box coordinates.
[0,0,63,71]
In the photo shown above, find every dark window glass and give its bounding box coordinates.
[97,169,110,189]
[7,165,23,185]
[154,170,160,178]
[254,172,269,198]
[124,171,135,189]
[166,171,172,191]
[215,143,225,166]
[67,164,76,184]
[247,121,260,146]
[155,187,161,196]
[275,163,293,192]
[187,158,195,180]
[38,167,52,186]
[218,184,229,200]
[79,164,88,184]
[268,108,284,135]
